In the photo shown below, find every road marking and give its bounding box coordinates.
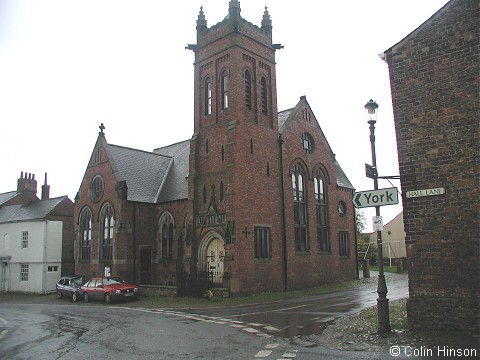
[254,350,272,357]
[265,343,279,349]
[0,329,7,340]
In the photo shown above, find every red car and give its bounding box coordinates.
[80,276,140,304]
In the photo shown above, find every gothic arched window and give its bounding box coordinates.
[100,203,115,260]
[314,168,330,252]
[79,207,92,260]
[159,213,175,260]
[205,77,212,115]
[221,70,229,110]
[292,164,308,252]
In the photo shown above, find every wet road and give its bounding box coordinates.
[180,271,408,339]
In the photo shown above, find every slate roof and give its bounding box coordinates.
[0,191,17,206]
[153,140,190,202]
[105,144,173,203]
[0,196,68,223]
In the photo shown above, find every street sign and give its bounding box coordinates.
[353,187,399,208]
[365,164,377,179]
[405,187,445,199]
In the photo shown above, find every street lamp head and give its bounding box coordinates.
[364,99,379,122]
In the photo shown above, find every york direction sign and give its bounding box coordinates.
[353,187,399,208]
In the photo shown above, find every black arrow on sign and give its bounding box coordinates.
[354,193,362,207]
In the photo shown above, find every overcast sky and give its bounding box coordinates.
[0,0,449,231]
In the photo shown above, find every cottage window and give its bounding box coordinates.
[20,264,29,281]
[21,231,28,249]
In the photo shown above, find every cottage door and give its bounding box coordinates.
[206,238,224,285]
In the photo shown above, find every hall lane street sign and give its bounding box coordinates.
[353,187,399,208]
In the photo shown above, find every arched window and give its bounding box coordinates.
[314,169,330,252]
[245,70,252,110]
[79,207,92,260]
[204,77,212,115]
[260,76,268,115]
[221,70,229,110]
[159,213,175,260]
[292,164,307,252]
[101,203,114,260]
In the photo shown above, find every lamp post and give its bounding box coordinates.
[364,99,391,334]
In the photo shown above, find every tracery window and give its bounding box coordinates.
[80,207,93,260]
[314,169,330,252]
[292,164,308,252]
[101,203,115,261]
[160,215,174,260]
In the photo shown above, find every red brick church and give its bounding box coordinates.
[74,1,357,295]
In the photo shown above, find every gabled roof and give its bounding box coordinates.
[104,143,173,203]
[0,191,17,207]
[153,140,190,202]
[0,196,68,223]
[277,98,355,190]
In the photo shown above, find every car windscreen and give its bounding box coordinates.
[103,277,124,285]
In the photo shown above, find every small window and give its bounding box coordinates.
[90,175,104,202]
[48,266,58,272]
[220,181,224,201]
[339,231,349,257]
[205,138,209,154]
[21,231,28,249]
[338,201,347,217]
[266,161,270,177]
[302,133,314,154]
[221,145,225,162]
[250,138,254,154]
[254,227,271,259]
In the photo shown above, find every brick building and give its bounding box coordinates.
[74,1,357,295]
[382,0,479,330]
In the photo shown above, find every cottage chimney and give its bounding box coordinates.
[16,171,38,203]
[17,171,37,194]
[41,172,50,200]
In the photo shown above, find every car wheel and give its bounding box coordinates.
[58,292,63,299]
[72,292,78,302]
[105,293,111,304]
[84,292,90,303]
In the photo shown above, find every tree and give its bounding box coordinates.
[355,209,367,234]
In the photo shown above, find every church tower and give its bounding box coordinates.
[187,1,284,293]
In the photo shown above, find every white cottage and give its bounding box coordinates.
[0,172,74,293]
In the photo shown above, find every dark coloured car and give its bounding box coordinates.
[80,276,140,304]
[56,275,89,302]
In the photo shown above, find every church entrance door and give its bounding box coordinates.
[206,237,224,285]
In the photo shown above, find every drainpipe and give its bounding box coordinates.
[43,220,48,294]
[133,203,136,284]
[278,134,288,291]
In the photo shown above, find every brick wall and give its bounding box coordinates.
[384,0,479,330]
